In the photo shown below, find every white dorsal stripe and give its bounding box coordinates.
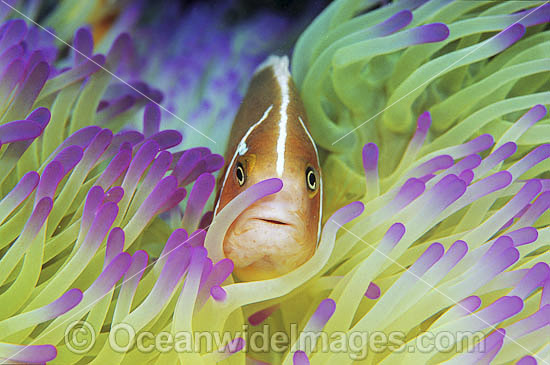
[254,55,286,75]
[268,55,324,243]
[214,104,273,214]
[271,56,291,177]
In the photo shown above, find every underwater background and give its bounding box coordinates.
[0,0,548,364]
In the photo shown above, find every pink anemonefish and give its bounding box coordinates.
[214,56,322,281]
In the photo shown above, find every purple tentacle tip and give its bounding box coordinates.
[459,169,474,185]
[385,223,406,248]
[517,355,537,365]
[93,252,132,292]
[148,129,183,150]
[189,173,216,205]
[414,155,453,176]
[481,328,506,352]
[381,10,412,35]
[186,229,206,248]
[312,298,336,325]
[8,171,39,203]
[495,23,526,50]
[248,304,280,326]
[105,227,125,265]
[418,174,435,183]
[516,3,550,28]
[431,174,467,208]
[417,111,431,133]
[458,296,482,314]
[415,23,449,44]
[468,134,494,154]
[483,236,514,262]
[495,142,517,162]
[211,285,227,302]
[73,27,94,64]
[365,282,381,299]
[204,154,224,173]
[52,145,84,174]
[9,344,58,363]
[411,242,444,276]
[330,201,364,227]
[158,188,187,214]
[36,161,63,202]
[0,120,42,143]
[224,337,245,354]
[395,178,425,207]
[527,104,547,122]
[507,227,538,247]
[362,143,379,172]
[457,154,482,171]
[0,19,27,50]
[447,240,468,262]
[27,107,51,127]
[484,296,524,324]
[293,350,310,365]
[108,32,133,63]
[210,258,234,283]
[511,262,550,299]
[143,102,161,137]
[257,177,284,195]
[104,186,124,203]
[46,288,83,318]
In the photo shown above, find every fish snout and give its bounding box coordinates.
[222,200,314,281]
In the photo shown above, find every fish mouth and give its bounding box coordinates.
[253,217,292,226]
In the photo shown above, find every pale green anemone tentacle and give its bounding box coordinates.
[430,59,549,133]
[300,7,414,154]
[70,35,132,134]
[293,0,548,180]
[41,83,82,159]
[324,224,405,335]
[381,25,526,134]
[0,198,52,286]
[204,179,283,262]
[198,202,363,335]
[423,93,550,155]
[292,0,369,88]
[43,1,97,40]
[35,56,106,104]
[0,224,48,320]
[315,0,428,55]
[477,31,549,81]
[1,63,49,123]
[389,22,547,99]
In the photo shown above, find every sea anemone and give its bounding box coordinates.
[77,0,315,154]
[0,0,548,364]
[129,1,304,152]
[0,8,222,363]
[283,0,549,363]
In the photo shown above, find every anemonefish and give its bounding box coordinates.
[214,55,322,281]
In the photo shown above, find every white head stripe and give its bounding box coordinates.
[260,56,293,178]
[214,104,273,214]
[299,116,323,243]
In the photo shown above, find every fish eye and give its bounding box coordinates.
[306,167,317,191]
[236,162,246,186]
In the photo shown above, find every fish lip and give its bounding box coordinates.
[252,217,292,226]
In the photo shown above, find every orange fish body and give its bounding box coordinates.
[214,56,322,281]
